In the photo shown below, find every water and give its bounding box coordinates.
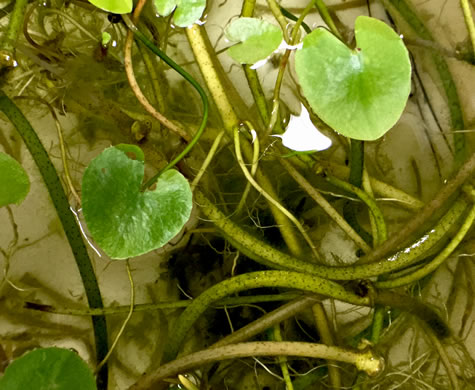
[0,0,474,389]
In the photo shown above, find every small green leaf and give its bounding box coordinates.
[0,347,96,390]
[295,16,411,141]
[225,17,283,64]
[154,0,206,28]
[0,152,30,207]
[82,146,193,259]
[87,0,132,14]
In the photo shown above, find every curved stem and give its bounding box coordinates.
[162,270,371,362]
[131,341,382,389]
[195,189,468,280]
[376,200,475,288]
[356,152,475,265]
[327,174,387,244]
[122,15,209,186]
[123,10,191,143]
[315,159,424,210]
[235,127,319,259]
[185,23,303,256]
[235,122,260,214]
[0,90,109,389]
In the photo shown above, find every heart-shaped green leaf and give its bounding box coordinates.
[0,152,30,207]
[82,146,192,259]
[154,0,206,28]
[0,347,96,390]
[87,0,132,14]
[225,17,283,64]
[295,16,411,141]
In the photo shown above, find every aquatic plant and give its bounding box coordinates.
[0,0,474,389]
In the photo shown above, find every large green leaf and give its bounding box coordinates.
[87,0,132,14]
[295,16,411,141]
[154,0,206,27]
[225,17,283,64]
[82,145,192,259]
[0,152,30,207]
[0,347,96,390]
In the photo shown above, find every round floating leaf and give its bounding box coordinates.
[225,17,283,64]
[295,16,411,141]
[0,152,30,207]
[154,0,206,27]
[82,146,192,259]
[87,0,132,14]
[0,347,96,390]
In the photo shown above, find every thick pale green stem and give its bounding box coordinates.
[131,341,382,389]
[194,189,468,280]
[460,0,475,56]
[376,201,475,288]
[185,24,303,256]
[162,270,371,362]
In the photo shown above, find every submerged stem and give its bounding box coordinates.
[131,341,382,389]
[0,90,109,389]
[0,0,28,68]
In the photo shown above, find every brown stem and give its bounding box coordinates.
[124,0,191,142]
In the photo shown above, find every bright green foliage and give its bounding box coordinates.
[0,152,30,207]
[82,145,193,259]
[295,16,411,141]
[87,0,132,14]
[225,17,283,64]
[0,347,96,390]
[154,0,206,27]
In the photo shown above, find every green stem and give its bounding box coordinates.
[384,0,466,166]
[162,270,371,362]
[234,127,320,259]
[211,297,317,348]
[343,139,373,245]
[25,292,302,316]
[315,159,424,210]
[0,90,109,388]
[356,151,475,265]
[0,0,28,68]
[376,201,475,288]
[132,341,382,389]
[280,6,312,34]
[280,158,372,253]
[122,15,209,188]
[460,0,475,56]
[314,0,343,40]
[185,24,304,256]
[312,303,341,388]
[266,0,291,42]
[271,325,294,390]
[327,174,388,244]
[195,189,468,280]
